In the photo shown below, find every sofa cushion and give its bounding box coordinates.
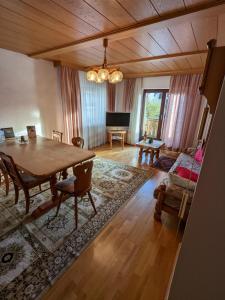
[176,166,199,182]
[168,153,201,191]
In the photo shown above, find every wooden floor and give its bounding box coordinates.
[43,144,180,300]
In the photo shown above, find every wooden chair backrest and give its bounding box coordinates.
[52,130,63,142]
[0,152,23,187]
[72,136,84,148]
[73,160,93,195]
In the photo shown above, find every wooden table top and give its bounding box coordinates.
[0,136,95,177]
[136,139,165,150]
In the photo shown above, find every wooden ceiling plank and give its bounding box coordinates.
[52,0,116,32]
[22,0,99,36]
[115,0,158,21]
[186,54,203,68]
[0,5,71,47]
[149,27,181,53]
[169,22,198,51]
[184,0,214,7]
[30,1,225,59]
[192,15,218,49]
[133,33,166,56]
[200,52,208,65]
[173,57,192,69]
[217,13,225,46]
[162,59,180,70]
[0,29,44,53]
[84,0,135,26]
[109,40,142,60]
[0,19,52,49]
[0,0,84,40]
[0,39,36,54]
[117,38,153,57]
[150,0,185,15]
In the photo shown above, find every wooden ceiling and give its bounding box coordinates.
[0,0,225,77]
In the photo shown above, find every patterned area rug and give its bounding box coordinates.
[0,158,152,299]
[153,155,176,172]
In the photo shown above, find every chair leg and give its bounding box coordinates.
[5,174,9,196]
[88,191,97,214]
[14,184,19,204]
[24,189,30,214]
[39,184,42,191]
[74,196,78,229]
[55,192,64,216]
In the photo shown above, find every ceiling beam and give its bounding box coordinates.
[30,1,225,59]
[84,50,207,69]
[124,68,204,78]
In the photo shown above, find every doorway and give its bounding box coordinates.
[140,89,168,140]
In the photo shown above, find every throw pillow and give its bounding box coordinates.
[194,148,204,163]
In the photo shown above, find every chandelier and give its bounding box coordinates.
[86,39,123,84]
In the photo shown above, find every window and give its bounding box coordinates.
[140,89,168,140]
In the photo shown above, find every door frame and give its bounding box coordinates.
[139,89,169,141]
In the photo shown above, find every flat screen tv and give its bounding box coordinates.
[106,112,130,127]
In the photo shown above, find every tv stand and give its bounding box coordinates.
[107,130,127,150]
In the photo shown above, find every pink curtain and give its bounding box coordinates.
[107,82,116,112]
[123,79,136,112]
[60,66,82,144]
[162,74,202,150]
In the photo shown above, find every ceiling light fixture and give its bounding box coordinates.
[87,39,123,84]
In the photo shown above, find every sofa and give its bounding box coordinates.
[154,151,202,221]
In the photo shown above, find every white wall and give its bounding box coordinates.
[0,48,63,138]
[168,79,225,299]
[142,76,170,90]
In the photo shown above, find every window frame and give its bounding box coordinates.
[139,89,169,141]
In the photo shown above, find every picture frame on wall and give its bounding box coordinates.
[27,126,36,138]
[1,127,15,139]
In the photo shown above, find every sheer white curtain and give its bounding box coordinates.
[79,71,107,149]
[128,78,143,144]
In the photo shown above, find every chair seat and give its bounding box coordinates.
[21,173,49,188]
[56,176,77,194]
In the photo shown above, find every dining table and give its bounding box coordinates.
[0,136,95,218]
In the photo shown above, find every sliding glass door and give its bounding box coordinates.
[140,89,168,140]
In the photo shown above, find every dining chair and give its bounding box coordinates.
[0,160,9,196]
[55,160,97,229]
[0,152,51,214]
[72,136,84,148]
[52,130,63,142]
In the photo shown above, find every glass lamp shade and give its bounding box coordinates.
[108,74,116,84]
[87,70,98,82]
[110,70,123,83]
[98,68,109,80]
[95,74,104,83]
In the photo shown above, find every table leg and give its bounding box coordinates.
[50,174,58,202]
[109,133,112,149]
[29,174,58,219]
[150,150,155,166]
[156,149,160,160]
[138,148,143,160]
[62,168,68,180]
[122,133,124,150]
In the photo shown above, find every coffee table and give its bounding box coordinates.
[136,139,165,166]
